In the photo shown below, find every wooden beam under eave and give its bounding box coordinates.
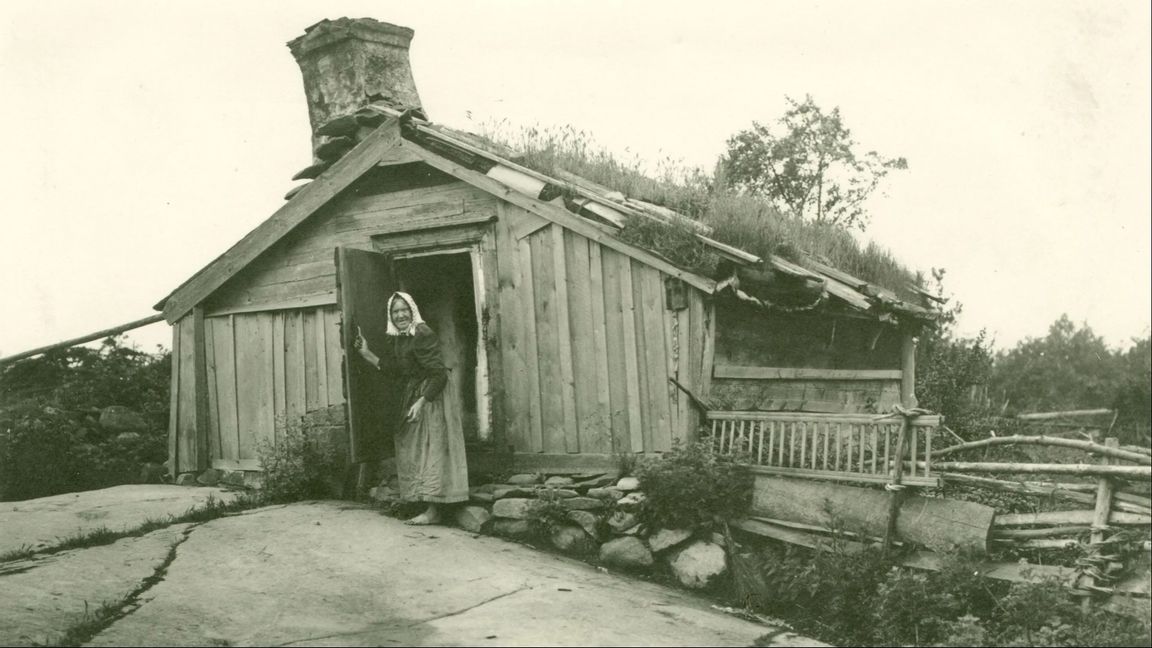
[160,119,402,324]
[901,332,918,408]
[401,140,718,294]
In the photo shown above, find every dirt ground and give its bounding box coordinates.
[0,486,819,647]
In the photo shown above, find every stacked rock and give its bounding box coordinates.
[444,471,730,589]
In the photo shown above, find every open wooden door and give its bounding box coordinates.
[335,247,398,463]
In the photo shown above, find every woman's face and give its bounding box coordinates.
[390,298,413,330]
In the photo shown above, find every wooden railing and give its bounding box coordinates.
[707,410,943,487]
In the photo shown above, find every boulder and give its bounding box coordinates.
[222,471,246,487]
[507,473,543,486]
[648,528,693,553]
[566,510,603,540]
[599,537,654,569]
[616,476,641,491]
[550,525,595,555]
[544,476,575,487]
[492,486,538,499]
[537,488,579,499]
[587,487,625,501]
[196,469,222,486]
[607,510,640,534]
[668,541,728,589]
[99,406,148,433]
[492,498,535,519]
[469,490,495,503]
[617,492,647,508]
[454,506,492,533]
[561,497,605,511]
[115,432,142,443]
[175,473,199,486]
[491,519,533,538]
[572,473,620,490]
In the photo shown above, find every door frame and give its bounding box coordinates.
[371,227,494,443]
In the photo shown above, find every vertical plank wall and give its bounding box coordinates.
[201,306,344,469]
[495,205,709,459]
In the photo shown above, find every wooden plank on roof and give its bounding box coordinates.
[714,366,904,381]
[801,257,869,290]
[402,141,717,294]
[820,275,874,311]
[768,256,823,280]
[161,120,401,323]
[698,235,761,264]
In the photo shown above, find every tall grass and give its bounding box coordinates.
[475,121,921,296]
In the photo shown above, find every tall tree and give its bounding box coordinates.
[719,95,907,231]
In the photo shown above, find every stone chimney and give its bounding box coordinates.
[288,18,423,151]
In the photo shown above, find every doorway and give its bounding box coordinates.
[394,251,485,442]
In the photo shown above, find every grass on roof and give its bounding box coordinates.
[476,121,922,298]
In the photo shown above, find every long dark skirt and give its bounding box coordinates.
[394,382,468,504]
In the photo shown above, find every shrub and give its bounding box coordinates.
[523,489,572,539]
[634,440,752,530]
[0,336,170,501]
[742,539,1149,647]
[256,420,346,503]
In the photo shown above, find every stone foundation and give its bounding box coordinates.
[370,471,729,589]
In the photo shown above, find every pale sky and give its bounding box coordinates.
[2,0,1149,358]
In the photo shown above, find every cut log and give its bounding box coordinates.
[926,461,1150,478]
[1015,409,1114,421]
[942,473,1151,515]
[932,435,1151,465]
[751,474,995,554]
[0,314,166,365]
[992,526,1092,539]
[993,510,1151,527]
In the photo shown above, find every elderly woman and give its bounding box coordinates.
[354,291,469,525]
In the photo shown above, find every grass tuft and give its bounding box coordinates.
[474,121,921,297]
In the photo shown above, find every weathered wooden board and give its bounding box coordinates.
[566,231,606,454]
[600,247,632,454]
[302,308,321,412]
[209,316,240,463]
[517,225,544,453]
[587,242,613,453]
[551,225,578,453]
[283,310,306,424]
[752,474,994,553]
[322,308,344,406]
[530,228,566,454]
[494,204,530,450]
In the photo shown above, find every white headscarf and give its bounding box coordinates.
[385,291,426,336]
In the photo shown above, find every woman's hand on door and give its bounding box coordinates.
[406,397,425,423]
[354,327,380,368]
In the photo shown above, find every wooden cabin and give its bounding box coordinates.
[156,18,935,479]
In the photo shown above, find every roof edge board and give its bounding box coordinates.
[158,118,402,323]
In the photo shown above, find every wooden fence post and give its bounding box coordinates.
[1083,435,1118,611]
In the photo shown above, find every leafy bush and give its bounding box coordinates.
[523,489,572,538]
[255,420,346,503]
[743,540,1149,647]
[634,440,752,529]
[0,337,170,501]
